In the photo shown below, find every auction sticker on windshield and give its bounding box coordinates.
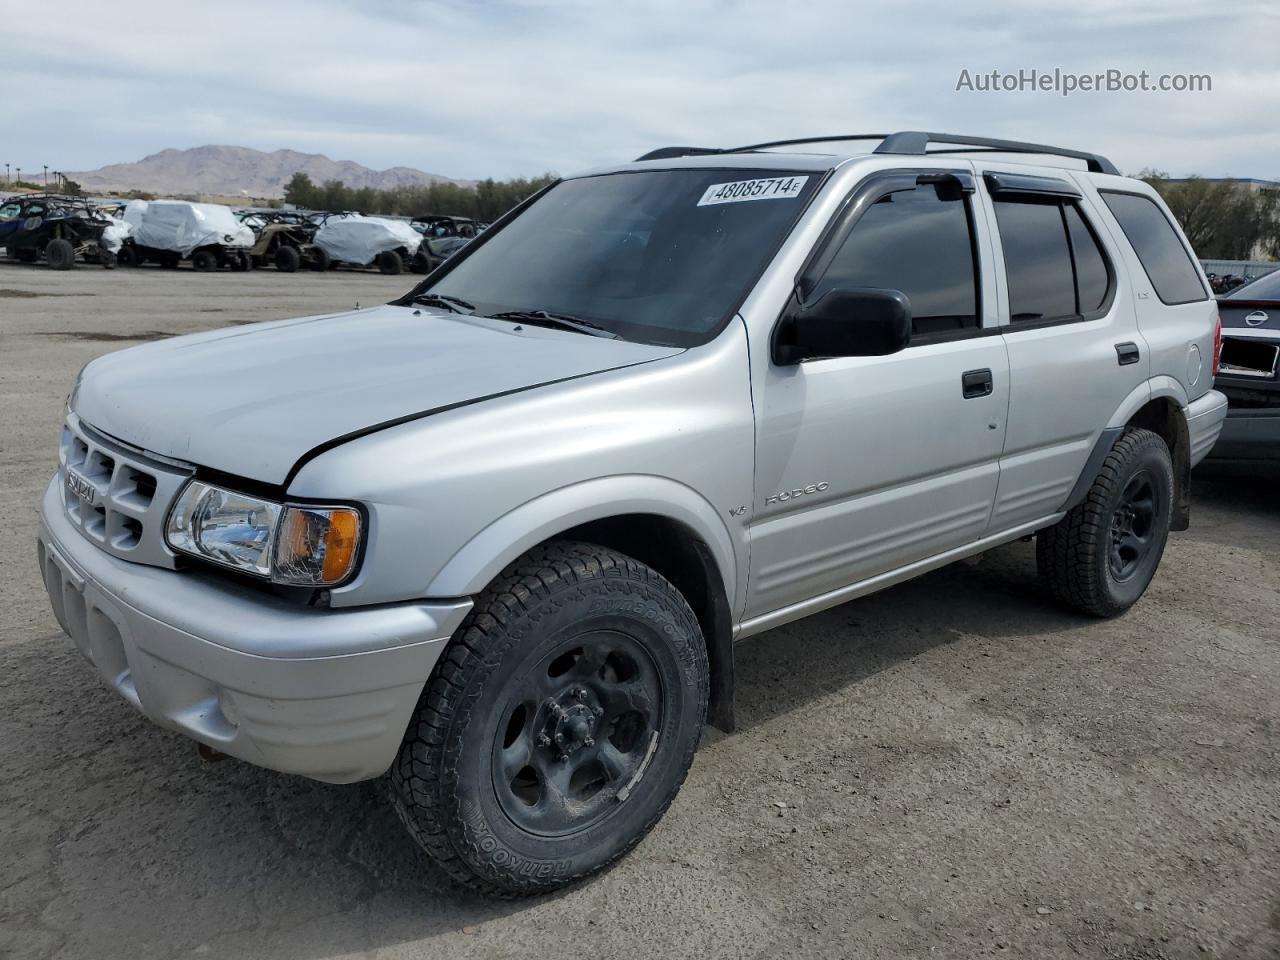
[697,176,809,206]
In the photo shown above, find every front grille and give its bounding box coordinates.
[58,414,194,568]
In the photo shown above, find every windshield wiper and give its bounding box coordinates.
[490,309,619,339]
[410,293,475,314]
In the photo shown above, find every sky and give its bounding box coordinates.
[2,0,1277,183]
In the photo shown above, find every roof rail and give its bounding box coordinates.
[634,131,1119,175]
[633,146,724,162]
[874,131,1118,175]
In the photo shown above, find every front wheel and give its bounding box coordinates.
[45,238,75,270]
[1037,427,1174,617]
[376,249,403,275]
[390,542,708,897]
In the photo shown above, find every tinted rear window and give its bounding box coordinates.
[1100,192,1207,305]
[993,200,1077,322]
[1064,205,1110,313]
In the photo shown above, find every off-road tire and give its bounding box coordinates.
[307,246,331,272]
[274,245,300,272]
[191,249,217,272]
[410,252,431,274]
[389,541,709,897]
[377,249,403,275]
[116,245,138,267]
[45,238,75,270]
[1037,428,1174,617]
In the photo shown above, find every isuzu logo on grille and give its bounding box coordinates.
[65,468,98,506]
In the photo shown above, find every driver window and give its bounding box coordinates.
[0,203,20,220]
[813,183,980,336]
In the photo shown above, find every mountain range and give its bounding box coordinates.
[66,145,468,198]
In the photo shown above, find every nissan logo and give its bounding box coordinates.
[1245,310,1269,327]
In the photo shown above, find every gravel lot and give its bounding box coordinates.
[1,264,1277,960]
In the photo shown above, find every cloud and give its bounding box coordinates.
[1,0,1276,180]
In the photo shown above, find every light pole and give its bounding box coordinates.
[3,164,8,186]
[43,165,48,191]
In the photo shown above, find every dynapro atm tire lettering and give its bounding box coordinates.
[765,482,829,506]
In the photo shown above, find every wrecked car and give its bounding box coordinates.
[239,211,329,272]
[117,200,255,271]
[411,215,479,270]
[0,195,125,269]
[313,214,427,274]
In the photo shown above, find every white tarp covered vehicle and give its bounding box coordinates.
[101,217,131,254]
[314,215,427,274]
[119,200,255,271]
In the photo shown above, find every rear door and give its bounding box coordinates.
[975,167,1147,532]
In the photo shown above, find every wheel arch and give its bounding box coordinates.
[1101,377,1192,530]
[425,476,741,732]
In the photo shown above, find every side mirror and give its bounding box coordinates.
[772,288,912,365]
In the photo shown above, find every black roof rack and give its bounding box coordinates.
[634,130,1119,176]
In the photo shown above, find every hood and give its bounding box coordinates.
[73,304,682,485]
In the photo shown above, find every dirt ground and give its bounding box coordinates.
[1,263,1276,960]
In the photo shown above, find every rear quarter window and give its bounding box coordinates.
[1100,191,1207,305]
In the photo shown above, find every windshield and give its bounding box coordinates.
[418,168,821,346]
[1226,270,1280,301]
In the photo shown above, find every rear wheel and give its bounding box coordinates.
[274,245,301,272]
[410,252,431,274]
[1037,428,1174,617]
[45,238,75,270]
[390,542,708,897]
[191,249,217,272]
[307,246,331,271]
[377,249,403,275]
[116,245,138,267]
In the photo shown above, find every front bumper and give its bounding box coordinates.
[38,477,472,783]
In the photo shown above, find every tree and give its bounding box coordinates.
[275,169,557,220]
[1142,171,1279,260]
[283,172,317,207]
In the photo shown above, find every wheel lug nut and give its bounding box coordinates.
[584,736,594,747]
[575,688,587,701]
[537,733,551,747]
[554,732,564,743]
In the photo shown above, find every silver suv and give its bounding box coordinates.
[37,132,1228,895]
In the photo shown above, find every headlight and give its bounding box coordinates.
[165,481,362,586]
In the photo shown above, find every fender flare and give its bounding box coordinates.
[424,474,741,606]
[1062,377,1193,517]
[1105,376,1189,429]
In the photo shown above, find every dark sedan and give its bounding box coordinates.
[1205,270,1280,471]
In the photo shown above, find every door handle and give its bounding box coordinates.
[1115,341,1140,366]
[961,368,994,399]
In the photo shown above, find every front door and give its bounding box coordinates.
[746,171,1009,620]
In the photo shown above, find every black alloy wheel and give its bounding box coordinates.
[492,630,665,838]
